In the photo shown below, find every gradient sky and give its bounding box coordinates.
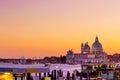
[0,0,120,58]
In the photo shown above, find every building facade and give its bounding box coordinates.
[66,37,108,64]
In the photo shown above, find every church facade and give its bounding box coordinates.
[66,37,108,64]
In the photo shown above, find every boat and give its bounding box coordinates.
[0,63,50,80]
[81,62,115,79]
[45,63,51,67]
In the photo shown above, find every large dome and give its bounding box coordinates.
[92,37,103,52]
[92,41,102,49]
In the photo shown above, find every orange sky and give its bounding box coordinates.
[0,0,120,58]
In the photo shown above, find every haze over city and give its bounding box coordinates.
[0,0,120,58]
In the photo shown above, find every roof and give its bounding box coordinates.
[81,62,115,66]
[0,63,50,73]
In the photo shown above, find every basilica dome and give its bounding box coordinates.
[81,42,90,53]
[92,36,103,52]
[67,50,74,55]
[84,42,90,52]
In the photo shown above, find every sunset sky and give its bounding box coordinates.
[0,0,120,58]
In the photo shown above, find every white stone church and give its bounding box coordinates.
[66,37,108,64]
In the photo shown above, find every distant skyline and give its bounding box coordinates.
[0,0,120,58]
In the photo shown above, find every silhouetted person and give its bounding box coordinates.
[67,71,70,80]
[59,69,63,77]
[72,73,75,80]
[30,77,33,80]
[48,74,53,80]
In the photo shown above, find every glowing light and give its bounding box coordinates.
[55,66,58,69]
[0,72,14,80]
[4,72,11,75]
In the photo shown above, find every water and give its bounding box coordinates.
[17,64,81,80]
[49,64,81,76]
[14,64,114,80]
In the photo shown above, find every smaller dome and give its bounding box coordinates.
[67,50,74,55]
[84,43,90,49]
[81,42,90,53]
[84,43,90,51]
